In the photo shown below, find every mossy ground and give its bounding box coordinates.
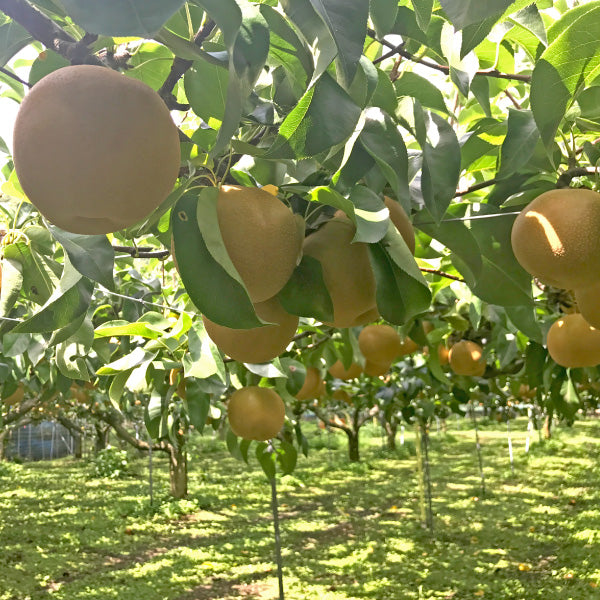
[1,417,600,599]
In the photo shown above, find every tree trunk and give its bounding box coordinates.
[543,414,552,439]
[94,424,110,454]
[0,429,9,461]
[56,414,82,459]
[346,430,360,462]
[169,446,187,499]
[385,421,397,451]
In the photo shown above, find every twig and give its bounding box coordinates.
[504,89,522,110]
[367,29,531,83]
[419,268,464,283]
[0,65,31,87]
[158,19,216,111]
[454,178,499,197]
[112,245,170,259]
[0,0,102,65]
[556,166,598,188]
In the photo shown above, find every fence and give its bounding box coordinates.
[6,421,76,461]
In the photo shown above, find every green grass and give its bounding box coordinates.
[1,418,600,599]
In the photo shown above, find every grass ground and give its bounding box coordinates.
[1,417,600,599]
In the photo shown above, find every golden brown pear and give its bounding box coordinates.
[511,188,600,289]
[398,337,419,356]
[217,185,303,302]
[303,216,379,328]
[448,340,486,376]
[13,65,180,234]
[364,360,392,377]
[203,296,298,364]
[574,282,600,329]
[437,345,450,365]
[328,360,363,380]
[3,383,24,406]
[384,196,415,253]
[332,389,351,403]
[295,367,325,400]
[358,324,402,364]
[227,386,286,441]
[546,312,600,367]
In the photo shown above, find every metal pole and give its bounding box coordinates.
[147,432,154,507]
[415,421,426,525]
[41,423,46,461]
[507,419,514,474]
[422,424,434,534]
[400,424,405,446]
[470,402,486,497]
[270,476,285,600]
[28,425,32,460]
[525,408,533,454]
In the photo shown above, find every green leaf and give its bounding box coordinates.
[97,347,156,375]
[209,0,270,155]
[504,306,543,345]
[276,441,298,475]
[497,109,540,178]
[440,22,480,96]
[417,205,532,307]
[525,341,547,388]
[260,4,312,97]
[281,0,337,85]
[348,185,389,243]
[48,226,115,290]
[171,191,262,328]
[0,20,31,68]
[531,4,600,147]
[109,370,131,405]
[56,340,90,380]
[360,108,410,212]
[368,224,431,325]
[94,321,163,340]
[267,73,361,159]
[193,0,242,47]
[419,110,461,223]
[470,76,491,117]
[255,442,277,480]
[12,259,94,334]
[278,255,334,322]
[393,72,449,115]
[308,0,369,89]
[3,241,56,305]
[126,42,174,90]
[439,0,514,30]
[184,380,211,432]
[0,258,22,317]
[183,320,226,381]
[509,4,547,47]
[460,15,498,58]
[59,0,186,36]
[412,0,433,32]
[370,0,399,37]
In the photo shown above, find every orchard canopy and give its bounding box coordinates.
[0,0,599,479]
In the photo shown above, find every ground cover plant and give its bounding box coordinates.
[1,418,600,600]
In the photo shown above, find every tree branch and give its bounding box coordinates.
[113,245,170,259]
[4,395,39,425]
[367,29,531,83]
[100,409,169,454]
[454,178,499,197]
[419,268,465,283]
[158,19,216,111]
[0,0,102,65]
[0,65,31,87]
[556,167,598,188]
